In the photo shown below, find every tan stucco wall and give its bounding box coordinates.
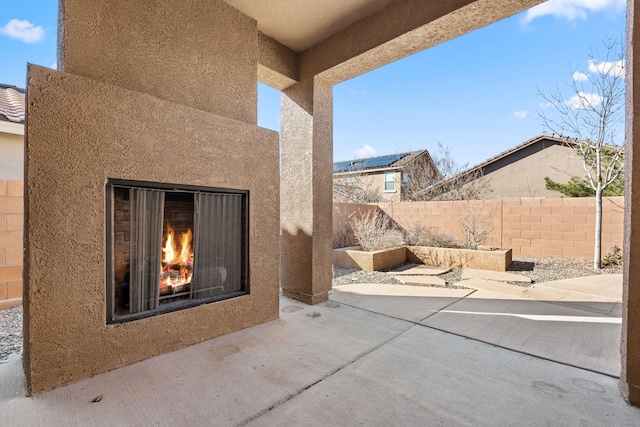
[24,66,280,394]
[623,0,640,405]
[478,144,587,199]
[0,132,24,180]
[59,0,258,123]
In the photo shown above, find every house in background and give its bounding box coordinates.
[437,134,590,199]
[333,149,439,202]
[0,84,25,310]
[0,84,25,181]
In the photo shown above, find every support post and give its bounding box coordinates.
[622,0,640,406]
[280,76,333,304]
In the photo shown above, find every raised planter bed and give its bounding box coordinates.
[333,246,407,271]
[332,245,512,272]
[406,246,512,272]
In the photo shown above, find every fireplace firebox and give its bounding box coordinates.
[107,179,249,323]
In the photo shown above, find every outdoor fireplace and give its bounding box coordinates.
[25,63,279,394]
[107,180,249,323]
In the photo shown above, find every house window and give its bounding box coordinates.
[385,172,395,191]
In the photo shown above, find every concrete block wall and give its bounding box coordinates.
[336,196,624,260]
[0,180,23,309]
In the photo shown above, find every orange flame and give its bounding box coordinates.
[160,224,193,295]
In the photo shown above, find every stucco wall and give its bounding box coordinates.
[0,132,24,180]
[24,66,280,394]
[59,0,258,124]
[465,144,588,199]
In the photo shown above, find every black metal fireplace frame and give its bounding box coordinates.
[106,179,250,324]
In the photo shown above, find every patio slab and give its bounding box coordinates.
[422,290,622,376]
[0,291,636,426]
[249,326,639,427]
[535,274,623,301]
[459,278,529,297]
[0,298,411,426]
[330,284,473,323]
[462,268,532,283]
[392,275,447,286]
[388,264,451,275]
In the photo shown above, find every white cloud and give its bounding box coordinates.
[573,71,589,82]
[0,19,44,43]
[588,58,624,78]
[51,62,57,70]
[513,110,528,119]
[521,0,625,24]
[539,101,556,108]
[565,91,603,109]
[354,144,377,158]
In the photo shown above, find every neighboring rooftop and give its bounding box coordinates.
[0,84,26,124]
[333,149,430,173]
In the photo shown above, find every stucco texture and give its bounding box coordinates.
[479,143,587,199]
[59,0,258,124]
[24,65,280,394]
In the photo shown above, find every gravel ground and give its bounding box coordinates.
[0,306,22,363]
[0,258,623,362]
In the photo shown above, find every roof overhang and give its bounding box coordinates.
[0,120,24,136]
[238,0,546,90]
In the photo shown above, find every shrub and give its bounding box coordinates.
[333,221,353,249]
[602,245,623,267]
[403,222,458,248]
[459,204,495,250]
[350,209,403,251]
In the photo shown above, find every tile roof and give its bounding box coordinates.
[0,84,26,123]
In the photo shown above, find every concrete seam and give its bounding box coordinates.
[416,322,620,379]
[416,289,477,322]
[236,322,416,426]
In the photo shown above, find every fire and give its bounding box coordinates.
[160,225,193,296]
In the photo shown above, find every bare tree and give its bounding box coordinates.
[333,174,387,203]
[538,35,625,270]
[459,203,495,250]
[403,143,492,201]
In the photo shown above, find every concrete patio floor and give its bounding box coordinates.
[1,274,639,426]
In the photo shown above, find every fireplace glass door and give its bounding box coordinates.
[107,180,249,323]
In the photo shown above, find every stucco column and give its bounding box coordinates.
[623,0,640,406]
[280,76,333,304]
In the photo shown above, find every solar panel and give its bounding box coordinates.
[333,153,409,172]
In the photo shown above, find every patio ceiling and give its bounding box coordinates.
[224,0,395,52]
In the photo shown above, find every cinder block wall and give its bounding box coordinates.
[336,197,624,260]
[0,180,23,309]
[332,203,378,248]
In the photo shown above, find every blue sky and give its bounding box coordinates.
[1,1,627,167]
